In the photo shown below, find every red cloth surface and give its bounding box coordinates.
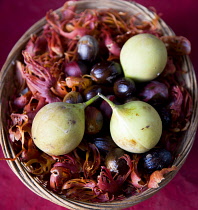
[0,0,198,210]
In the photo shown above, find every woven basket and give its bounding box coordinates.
[0,0,198,209]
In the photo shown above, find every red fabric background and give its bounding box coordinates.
[0,1,198,210]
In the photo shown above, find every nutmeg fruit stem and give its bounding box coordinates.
[84,94,99,107]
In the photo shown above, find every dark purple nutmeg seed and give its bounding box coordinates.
[77,35,99,62]
[90,61,123,84]
[139,81,169,106]
[64,61,89,77]
[91,136,117,154]
[137,148,172,174]
[83,85,103,102]
[113,77,136,99]
[105,148,128,175]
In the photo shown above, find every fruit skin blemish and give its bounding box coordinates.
[32,95,99,156]
[98,93,162,153]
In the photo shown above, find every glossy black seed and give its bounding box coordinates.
[105,148,128,174]
[139,81,169,106]
[91,136,117,154]
[90,61,122,84]
[138,148,172,174]
[77,35,99,62]
[113,77,136,99]
[83,84,113,102]
[64,60,90,77]
[83,85,103,101]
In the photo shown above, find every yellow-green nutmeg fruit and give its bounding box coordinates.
[120,33,167,82]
